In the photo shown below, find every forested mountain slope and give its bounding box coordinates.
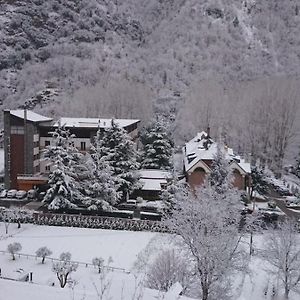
[0,0,300,167]
[1,0,299,107]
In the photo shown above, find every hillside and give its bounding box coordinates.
[0,0,300,166]
[1,0,300,108]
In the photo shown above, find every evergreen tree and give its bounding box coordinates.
[43,125,81,210]
[249,166,269,200]
[161,179,189,215]
[97,120,140,200]
[209,144,233,194]
[83,130,121,209]
[295,150,300,179]
[140,120,174,170]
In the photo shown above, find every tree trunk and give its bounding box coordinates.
[202,286,209,300]
[42,256,45,264]
[284,285,289,299]
[249,232,253,255]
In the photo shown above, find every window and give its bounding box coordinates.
[45,140,50,146]
[80,142,86,151]
[45,165,50,171]
[11,126,24,134]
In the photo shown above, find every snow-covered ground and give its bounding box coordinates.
[0,224,155,270]
[0,223,299,300]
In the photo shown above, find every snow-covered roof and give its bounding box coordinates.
[184,131,251,174]
[8,110,52,123]
[139,169,172,191]
[52,117,140,129]
[238,159,251,174]
[139,169,172,180]
[140,179,167,191]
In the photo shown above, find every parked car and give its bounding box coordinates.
[27,189,36,200]
[7,189,17,198]
[273,185,292,196]
[16,190,27,199]
[0,189,7,198]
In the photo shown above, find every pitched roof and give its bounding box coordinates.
[8,110,52,123]
[183,131,251,174]
[139,169,172,191]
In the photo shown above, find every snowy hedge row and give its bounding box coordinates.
[21,213,167,233]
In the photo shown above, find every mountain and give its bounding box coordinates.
[0,0,300,112]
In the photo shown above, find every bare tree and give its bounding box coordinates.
[261,220,300,299]
[241,78,299,174]
[52,252,78,288]
[0,208,32,234]
[36,246,52,264]
[165,149,248,300]
[0,208,14,234]
[145,249,193,293]
[92,257,104,273]
[92,263,112,300]
[62,78,153,123]
[7,242,22,260]
[165,184,247,300]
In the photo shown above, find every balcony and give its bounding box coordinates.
[17,174,49,191]
[17,173,48,181]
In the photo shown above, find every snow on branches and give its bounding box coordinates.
[140,119,174,170]
[164,146,246,300]
[43,124,82,210]
[95,120,140,200]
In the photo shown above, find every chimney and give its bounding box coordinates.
[207,126,210,138]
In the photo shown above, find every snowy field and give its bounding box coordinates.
[0,223,299,300]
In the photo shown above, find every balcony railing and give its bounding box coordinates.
[17,174,48,181]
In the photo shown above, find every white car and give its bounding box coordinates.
[0,190,7,198]
[16,190,27,199]
[27,189,36,199]
[7,189,17,198]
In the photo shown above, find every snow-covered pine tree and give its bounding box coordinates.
[208,143,233,194]
[43,124,81,210]
[83,129,121,210]
[160,174,188,215]
[140,120,174,170]
[97,120,140,200]
[249,166,269,200]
